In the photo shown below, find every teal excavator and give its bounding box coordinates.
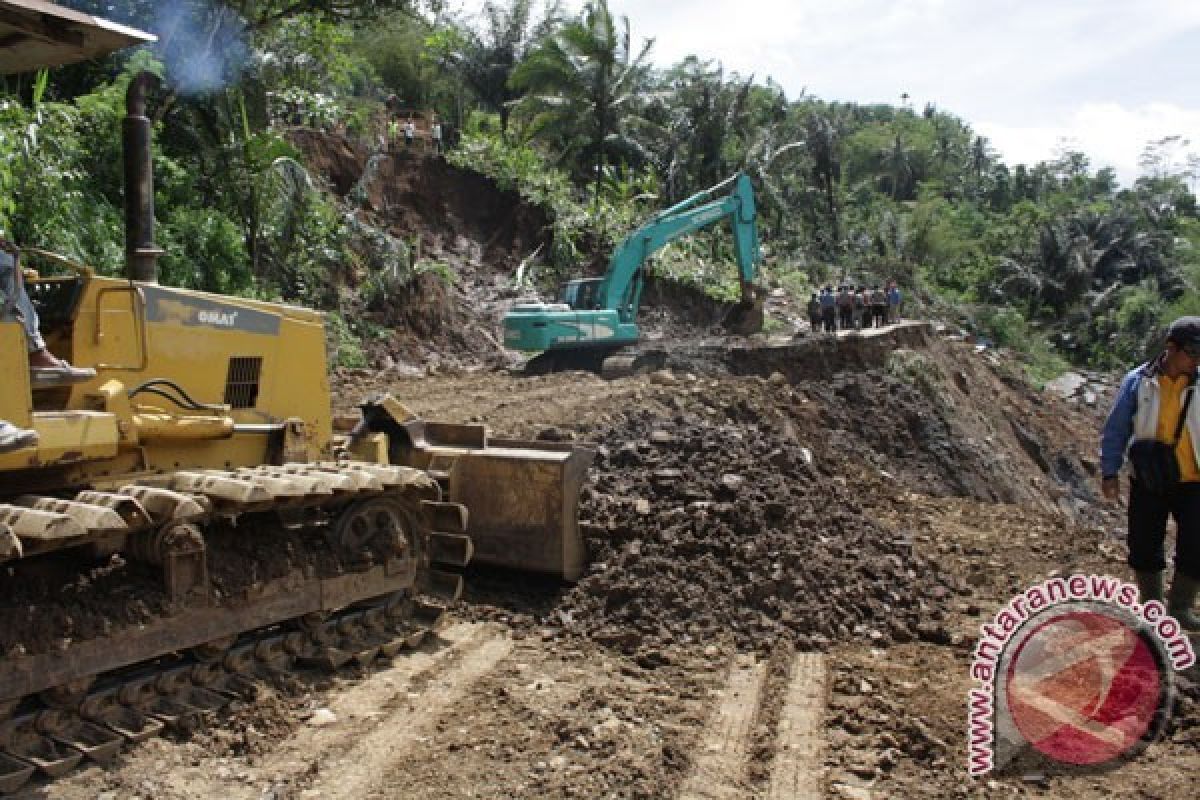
[502,173,764,375]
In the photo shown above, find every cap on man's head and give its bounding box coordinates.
[1167,316,1200,351]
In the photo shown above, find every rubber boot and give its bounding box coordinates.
[1168,572,1200,633]
[1135,570,1165,606]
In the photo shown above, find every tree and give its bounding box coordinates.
[436,0,561,132]
[802,107,843,253]
[882,133,913,200]
[510,0,655,196]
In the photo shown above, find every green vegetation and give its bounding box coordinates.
[3,0,1195,375]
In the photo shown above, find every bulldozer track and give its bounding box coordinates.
[0,462,472,795]
[315,625,513,800]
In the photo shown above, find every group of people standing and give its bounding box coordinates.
[385,110,443,155]
[808,282,902,333]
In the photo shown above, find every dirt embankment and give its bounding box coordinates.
[291,131,552,369]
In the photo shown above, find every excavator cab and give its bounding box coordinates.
[558,278,604,311]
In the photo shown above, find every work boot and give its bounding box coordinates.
[1168,572,1200,633]
[1135,570,1165,606]
[0,420,37,453]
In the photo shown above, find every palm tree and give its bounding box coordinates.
[510,0,655,198]
[803,108,843,251]
[882,133,913,200]
[443,0,562,132]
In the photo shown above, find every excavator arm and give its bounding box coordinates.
[600,172,760,324]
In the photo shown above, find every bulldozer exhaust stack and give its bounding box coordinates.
[124,71,162,284]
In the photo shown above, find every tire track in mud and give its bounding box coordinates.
[766,652,828,800]
[681,650,828,800]
[680,655,769,799]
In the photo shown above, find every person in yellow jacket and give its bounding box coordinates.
[1101,316,1200,630]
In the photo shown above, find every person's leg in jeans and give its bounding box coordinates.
[1,246,94,381]
[0,247,40,451]
[0,248,44,353]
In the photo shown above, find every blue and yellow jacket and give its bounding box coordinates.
[1100,361,1200,482]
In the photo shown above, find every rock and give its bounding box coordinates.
[768,371,788,386]
[719,474,746,493]
[649,430,674,444]
[536,426,572,442]
[1022,772,1050,788]
[651,468,684,484]
[634,498,651,515]
[308,708,338,727]
[1045,371,1087,398]
[831,782,874,800]
[650,370,678,386]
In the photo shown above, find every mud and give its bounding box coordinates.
[0,555,167,657]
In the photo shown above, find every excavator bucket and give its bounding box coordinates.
[722,285,766,335]
[354,397,596,581]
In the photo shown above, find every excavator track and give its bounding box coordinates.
[0,462,471,794]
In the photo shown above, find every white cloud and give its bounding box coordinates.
[979,102,1200,184]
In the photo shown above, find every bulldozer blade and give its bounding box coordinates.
[442,440,594,581]
[359,400,596,581]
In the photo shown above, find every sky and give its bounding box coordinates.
[454,0,1200,184]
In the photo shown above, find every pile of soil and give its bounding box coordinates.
[538,403,964,658]
[456,332,1104,664]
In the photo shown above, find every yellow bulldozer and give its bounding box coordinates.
[0,3,590,791]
